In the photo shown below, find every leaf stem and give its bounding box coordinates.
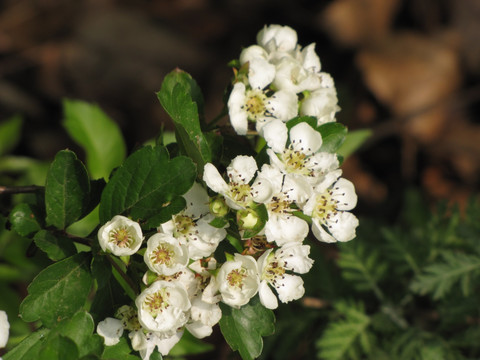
[105,253,139,295]
[0,185,43,195]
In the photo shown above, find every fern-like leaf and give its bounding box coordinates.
[410,251,480,300]
[316,300,371,360]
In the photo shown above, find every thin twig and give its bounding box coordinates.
[105,254,139,295]
[0,185,43,195]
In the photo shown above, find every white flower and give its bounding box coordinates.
[97,317,124,346]
[98,215,143,256]
[257,24,298,53]
[239,45,276,90]
[303,177,359,243]
[203,155,272,210]
[273,56,323,94]
[159,182,227,260]
[186,297,222,339]
[227,82,297,135]
[256,164,309,245]
[144,233,189,276]
[130,329,183,359]
[136,280,191,336]
[0,310,9,348]
[216,254,260,308]
[300,85,340,126]
[295,43,321,73]
[257,243,313,309]
[263,120,339,194]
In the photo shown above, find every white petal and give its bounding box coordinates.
[262,120,288,153]
[311,218,337,243]
[190,298,222,327]
[227,82,249,135]
[259,280,278,309]
[326,212,359,242]
[300,87,338,123]
[203,163,229,195]
[240,45,268,65]
[275,274,305,303]
[276,243,314,274]
[290,122,322,155]
[0,311,9,348]
[155,330,184,356]
[257,25,297,53]
[265,214,309,245]
[97,318,124,346]
[300,43,321,72]
[331,178,358,211]
[186,321,213,339]
[183,182,209,218]
[251,176,274,204]
[227,155,258,184]
[248,58,275,90]
[267,90,298,121]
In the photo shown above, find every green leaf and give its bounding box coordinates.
[101,337,139,360]
[63,99,127,180]
[34,230,77,261]
[316,300,371,360]
[318,122,347,153]
[3,328,50,360]
[169,330,214,356]
[99,145,196,225]
[337,129,372,159]
[285,116,317,130]
[157,69,211,174]
[38,335,79,360]
[20,252,93,327]
[9,203,44,237]
[219,295,275,360]
[0,115,22,156]
[410,251,480,300]
[45,150,91,230]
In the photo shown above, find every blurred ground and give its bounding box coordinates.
[1,0,480,234]
[1,1,480,359]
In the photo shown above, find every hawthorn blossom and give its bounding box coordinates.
[263,120,339,199]
[159,182,227,260]
[239,45,276,90]
[215,254,260,308]
[97,317,124,346]
[300,76,340,126]
[257,243,313,309]
[186,297,222,339]
[256,24,298,54]
[203,155,272,210]
[129,329,183,359]
[144,233,189,276]
[256,164,309,245]
[0,310,9,348]
[227,82,297,135]
[98,215,144,256]
[303,176,359,243]
[136,280,191,337]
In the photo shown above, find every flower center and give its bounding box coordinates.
[174,215,195,235]
[245,90,268,120]
[268,194,293,215]
[281,147,312,176]
[264,260,286,283]
[229,182,252,205]
[312,191,338,221]
[227,268,247,289]
[143,289,170,317]
[150,244,175,266]
[109,227,133,248]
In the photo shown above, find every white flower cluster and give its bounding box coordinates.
[228,24,340,136]
[96,24,359,360]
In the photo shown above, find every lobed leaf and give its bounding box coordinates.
[219,295,275,360]
[20,252,93,327]
[99,145,196,225]
[45,150,91,230]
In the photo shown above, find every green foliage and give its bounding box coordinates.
[62,99,126,180]
[317,123,348,154]
[337,129,372,159]
[219,295,276,360]
[0,115,22,156]
[98,145,195,225]
[9,203,44,237]
[33,230,77,261]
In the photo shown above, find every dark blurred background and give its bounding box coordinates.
[1,0,480,226]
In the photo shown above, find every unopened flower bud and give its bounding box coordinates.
[209,196,229,217]
[237,208,261,230]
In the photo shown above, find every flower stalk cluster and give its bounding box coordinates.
[96,24,359,360]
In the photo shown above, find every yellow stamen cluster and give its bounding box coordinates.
[227,268,247,289]
[150,244,174,266]
[109,227,133,248]
[312,191,338,221]
[244,89,269,121]
[264,259,286,284]
[143,289,170,317]
[174,215,195,235]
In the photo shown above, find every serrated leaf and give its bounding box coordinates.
[34,230,77,261]
[316,300,371,360]
[3,328,50,360]
[38,335,79,360]
[219,295,275,360]
[63,99,126,180]
[20,252,93,327]
[9,203,44,237]
[410,251,480,299]
[45,150,91,229]
[99,145,196,225]
[318,122,347,153]
[0,114,22,156]
[157,69,211,174]
[337,129,372,159]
